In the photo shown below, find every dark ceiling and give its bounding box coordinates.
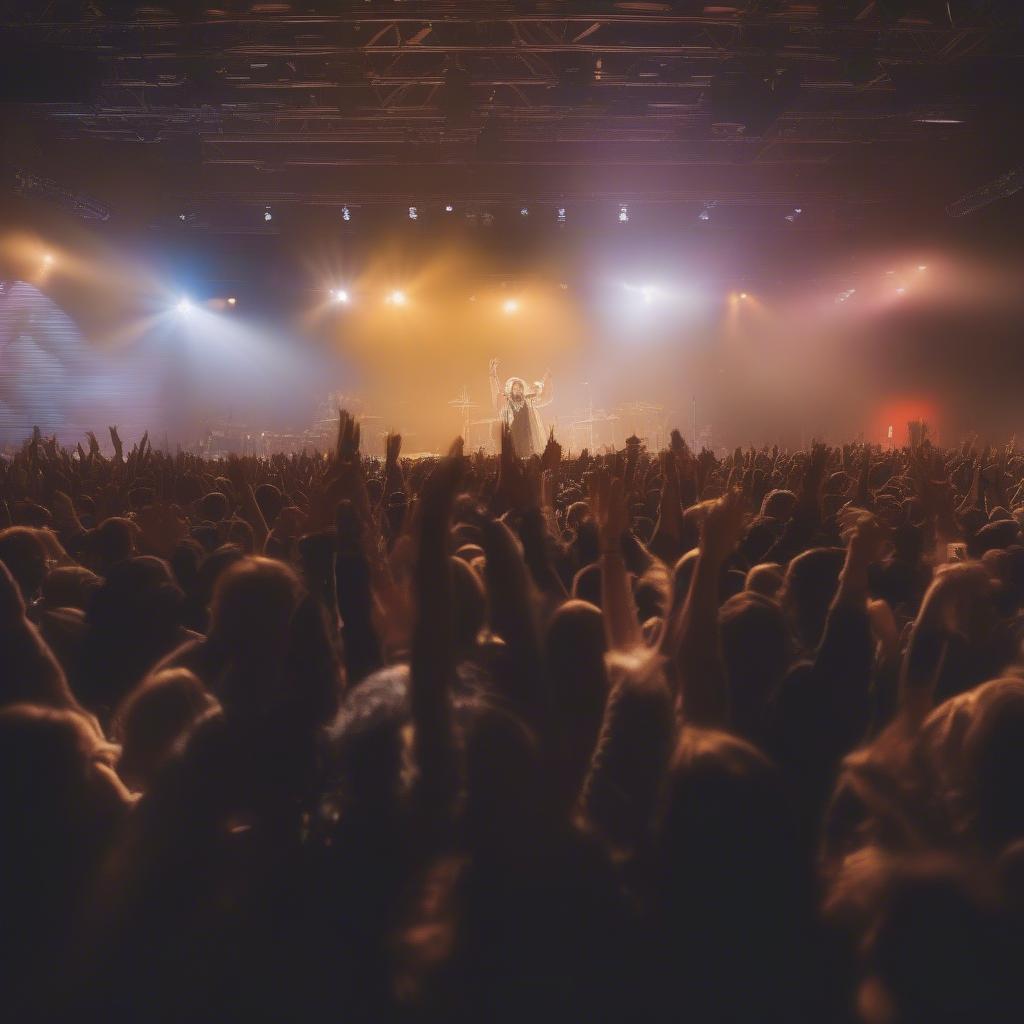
[1,2,1023,234]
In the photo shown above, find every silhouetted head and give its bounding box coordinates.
[761,489,797,521]
[745,561,785,599]
[40,565,101,611]
[112,668,218,793]
[782,547,846,651]
[719,592,790,742]
[196,491,229,524]
[253,482,284,526]
[208,556,303,662]
[572,563,602,608]
[0,527,48,602]
[86,517,138,573]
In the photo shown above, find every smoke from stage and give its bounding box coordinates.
[5,228,1024,455]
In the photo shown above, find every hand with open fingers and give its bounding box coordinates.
[336,409,361,464]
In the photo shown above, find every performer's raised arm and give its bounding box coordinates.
[534,369,553,409]
[489,357,503,414]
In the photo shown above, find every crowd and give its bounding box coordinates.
[3,416,1024,1022]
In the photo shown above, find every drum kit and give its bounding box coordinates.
[448,387,510,453]
[564,391,666,454]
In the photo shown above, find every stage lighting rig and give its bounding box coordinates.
[947,165,1024,217]
[619,205,630,223]
[13,170,110,221]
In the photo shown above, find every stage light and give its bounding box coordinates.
[176,297,193,314]
[178,213,186,222]
[227,297,237,306]
[342,205,351,221]
[387,290,407,307]
[895,286,907,295]
[408,206,418,220]
[785,207,803,222]
[520,207,529,217]
[330,288,350,305]
[42,253,55,266]
[641,285,656,304]
[557,207,567,224]
[698,208,711,222]
[445,203,454,213]
[618,205,629,223]
[740,292,748,300]
[917,264,927,271]
[502,298,520,315]
[264,207,273,222]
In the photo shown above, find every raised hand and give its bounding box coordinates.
[335,408,361,464]
[588,466,628,552]
[385,431,402,465]
[700,487,745,564]
[108,425,124,463]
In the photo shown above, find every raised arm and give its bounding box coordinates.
[489,357,503,415]
[668,489,745,727]
[533,369,554,409]
[591,468,643,652]
[410,454,463,819]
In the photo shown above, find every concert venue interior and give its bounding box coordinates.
[4,4,1024,1023]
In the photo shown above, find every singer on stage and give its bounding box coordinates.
[489,358,552,458]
